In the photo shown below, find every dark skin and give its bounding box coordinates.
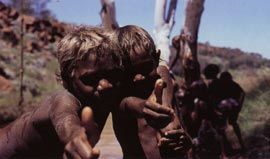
[0,90,100,159]
[219,76,245,151]
[0,51,188,159]
[115,50,192,158]
[0,54,121,159]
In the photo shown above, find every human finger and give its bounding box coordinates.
[164,129,185,139]
[143,108,171,121]
[91,148,100,159]
[73,137,93,159]
[158,137,174,146]
[144,109,171,128]
[145,101,173,115]
[174,145,185,152]
[81,107,94,125]
[154,79,166,104]
[64,142,82,159]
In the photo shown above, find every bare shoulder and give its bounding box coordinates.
[32,90,81,119]
[50,90,80,105]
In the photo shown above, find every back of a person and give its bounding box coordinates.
[226,81,243,102]
[203,64,223,109]
[219,72,244,103]
[208,78,223,109]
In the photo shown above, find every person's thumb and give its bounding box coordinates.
[91,147,100,159]
[81,106,94,126]
[81,107,99,145]
[154,79,166,104]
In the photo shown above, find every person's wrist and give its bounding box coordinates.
[68,127,86,142]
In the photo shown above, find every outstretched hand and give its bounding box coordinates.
[150,77,192,155]
[143,79,174,129]
[158,129,192,154]
[63,107,100,159]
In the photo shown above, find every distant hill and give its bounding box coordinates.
[0,1,68,122]
[170,42,270,76]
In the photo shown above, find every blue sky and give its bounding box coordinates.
[47,0,270,58]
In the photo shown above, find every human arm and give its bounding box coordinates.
[119,96,174,129]
[121,65,192,155]
[49,92,100,159]
[155,65,192,155]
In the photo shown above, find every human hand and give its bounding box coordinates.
[143,79,174,129]
[158,129,192,155]
[63,107,100,159]
[81,107,100,146]
[63,128,100,159]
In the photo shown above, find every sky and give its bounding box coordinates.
[47,0,270,58]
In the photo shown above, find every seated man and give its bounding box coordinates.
[0,26,190,159]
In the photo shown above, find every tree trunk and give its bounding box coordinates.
[100,0,119,30]
[173,0,205,86]
[153,0,177,65]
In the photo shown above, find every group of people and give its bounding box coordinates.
[0,24,245,159]
[0,25,192,159]
[177,64,245,158]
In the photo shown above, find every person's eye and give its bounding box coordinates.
[105,69,124,84]
[80,75,99,86]
[135,61,155,76]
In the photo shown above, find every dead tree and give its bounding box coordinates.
[100,0,119,30]
[153,0,178,65]
[172,0,205,86]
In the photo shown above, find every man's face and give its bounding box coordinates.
[128,52,159,98]
[72,54,124,105]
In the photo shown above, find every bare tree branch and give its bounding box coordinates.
[154,0,166,28]
[173,0,204,86]
[100,0,119,30]
[154,0,178,65]
[183,0,204,44]
[166,0,177,26]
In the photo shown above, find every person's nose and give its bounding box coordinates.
[97,79,113,92]
[133,74,145,82]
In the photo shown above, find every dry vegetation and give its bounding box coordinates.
[170,42,270,157]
